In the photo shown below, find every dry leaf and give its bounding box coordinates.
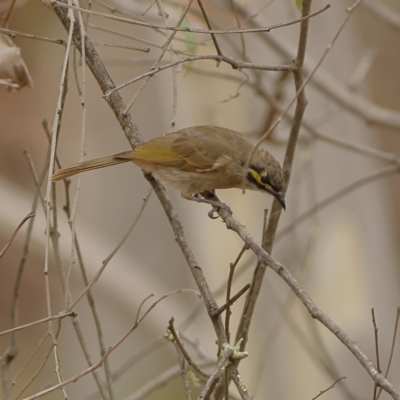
[0,33,33,90]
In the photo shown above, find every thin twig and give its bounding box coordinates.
[242,1,354,191]
[1,0,17,27]
[372,309,382,373]
[0,149,49,399]
[0,213,35,258]
[42,13,75,393]
[123,0,193,114]
[0,312,76,337]
[88,23,165,50]
[93,41,150,51]
[230,369,250,400]
[209,204,400,400]
[168,318,210,379]
[44,115,115,400]
[52,0,228,353]
[235,0,314,352]
[68,188,152,310]
[225,245,249,341]
[13,322,63,400]
[83,339,167,400]
[311,377,346,400]
[146,174,228,348]
[197,0,223,62]
[105,55,295,98]
[376,307,400,400]
[198,349,233,400]
[180,354,192,400]
[22,290,200,400]
[213,284,251,318]
[169,320,203,400]
[186,65,400,164]
[229,0,246,61]
[372,308,381,400]
[112,338,166,381]
[55,1,330,35]
[237,1,400,131]
[122,360,216,400]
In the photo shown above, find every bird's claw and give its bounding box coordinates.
[208,208,219,219]
[189,192,232,219]
[207,202,232,219]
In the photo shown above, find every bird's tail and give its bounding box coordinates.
[51,153,131,181]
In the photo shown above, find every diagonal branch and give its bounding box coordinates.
[51,0,228,350]
[210,201,400,400]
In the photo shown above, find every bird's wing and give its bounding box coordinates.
[114,133,186,167]
[169,126,246,171]
[115,126,249,171]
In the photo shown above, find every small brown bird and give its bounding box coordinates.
[51,125,286,211]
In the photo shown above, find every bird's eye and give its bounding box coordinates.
[260,173,271,186]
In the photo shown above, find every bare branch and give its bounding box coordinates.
[167,317,210,379]
[0,212,35,258]
[0,312,76,337]
[209,201,400,400]
[22,290,200,400]
[198,349,233,400]
[212,284,251,318]
[55,1,330,35]
[311,377,347,400]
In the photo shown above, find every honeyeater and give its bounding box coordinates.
[51,125,286,210]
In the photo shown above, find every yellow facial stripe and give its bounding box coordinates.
[250,169,267,187]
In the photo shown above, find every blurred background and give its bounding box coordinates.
[0,0,399,399]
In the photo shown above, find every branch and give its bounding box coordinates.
[22,291,199,400]
[104,55,295,98]
[235,0,313,349]
[0,312,76,337]
[0,212,35,258]
[211,204,400,400]
[234,2,400,131]
[52,0,228,350]
[167,317,210,379]
[54,1,329,35]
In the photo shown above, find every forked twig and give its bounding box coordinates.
[168,317,210,379]
[22,290,200,400]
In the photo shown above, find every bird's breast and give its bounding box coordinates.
[147,165,239,198]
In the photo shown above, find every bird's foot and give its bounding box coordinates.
[189,191,232,219]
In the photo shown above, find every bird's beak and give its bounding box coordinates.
[273,191,286,210]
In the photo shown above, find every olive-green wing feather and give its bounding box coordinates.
[115,125,252,172]
[170,126,249,171]
[114,134,186,167]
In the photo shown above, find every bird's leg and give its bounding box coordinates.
[189,190,232,219]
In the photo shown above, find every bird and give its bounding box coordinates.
[51,125,286,213]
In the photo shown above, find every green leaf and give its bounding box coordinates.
[296,0,303,12]
[180,18,197,75]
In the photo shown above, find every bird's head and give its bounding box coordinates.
[244,148,286,210]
